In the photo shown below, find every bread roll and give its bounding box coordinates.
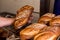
[34,26,60,40]
[50,18,60,27]
[20,23,47,40]
[14,5,34,29]
[38,13,55,24]
[38,16,52,24]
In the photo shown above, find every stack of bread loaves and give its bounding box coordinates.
[14,5,60,40]
[34,14,60,40]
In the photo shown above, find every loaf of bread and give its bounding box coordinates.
[14,5,34,29]
[20,23,47,40]
[38,16,52,24]
[50,18,60,27]
[34,26,60,40]
[38,13,55,24]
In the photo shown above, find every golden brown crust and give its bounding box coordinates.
[46,26,60,35]
[14,5,34,29]
[38,13,55,24]
[14,18,28,29]
[38,16,52,24]
[34,26,60,40]
[34,31,57,40]
[17,5,34,13]
[50,18,60,27]
[20,23,47,40]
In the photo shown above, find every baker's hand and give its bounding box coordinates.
[0,17,15,27]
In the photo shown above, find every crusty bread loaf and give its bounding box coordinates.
[38,13,55,24]
[20,23,47,40]
[14,5,34,29]
[50,18,60,27]
[34,26,60,40]
[38,16,52,24]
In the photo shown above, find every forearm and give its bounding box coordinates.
[0,17,15,27]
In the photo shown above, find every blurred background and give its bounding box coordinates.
[0,0,54,14]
